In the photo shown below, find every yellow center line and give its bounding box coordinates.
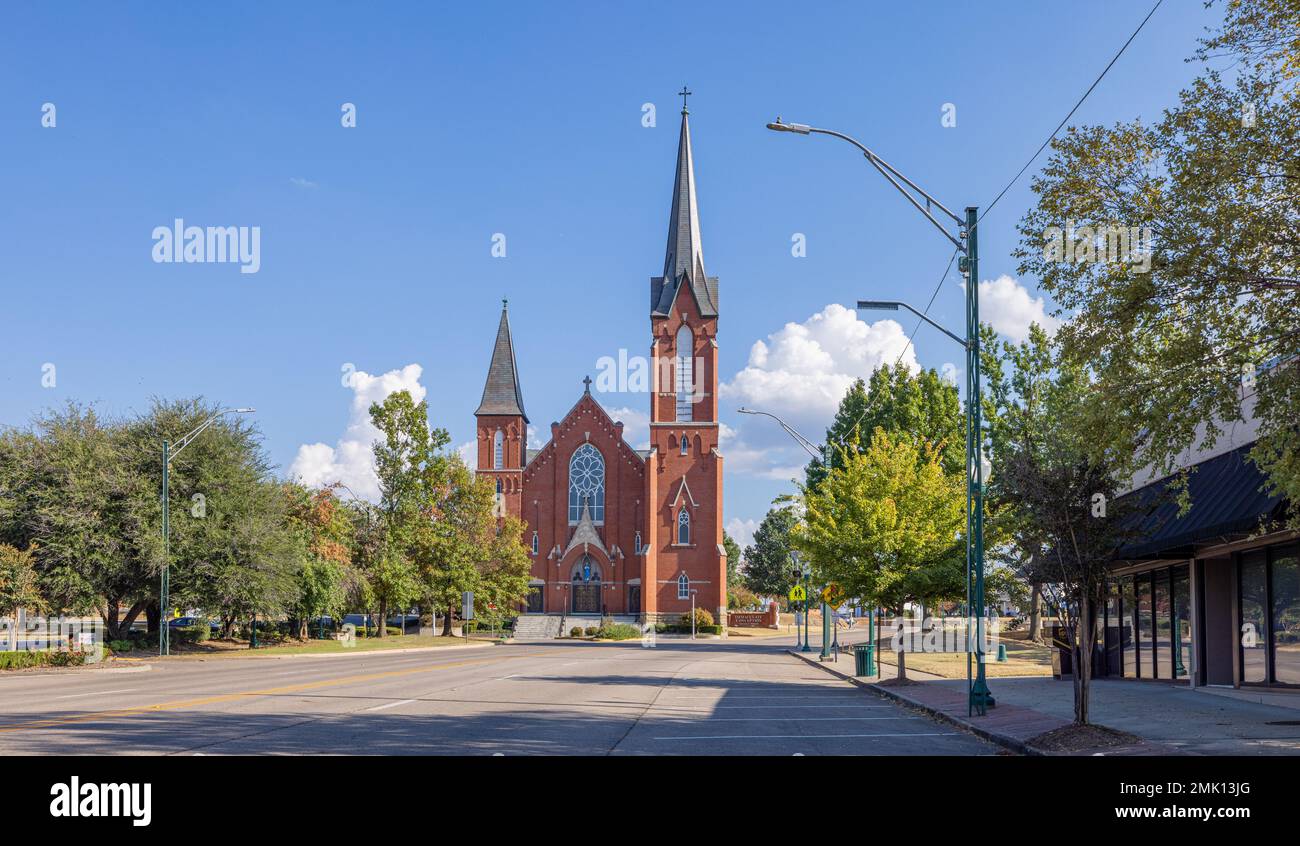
[0,654,517,733]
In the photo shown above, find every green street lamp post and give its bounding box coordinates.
[159,407,255,656]
[767,117,993,716]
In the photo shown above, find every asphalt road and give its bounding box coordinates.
[0,637,996,755]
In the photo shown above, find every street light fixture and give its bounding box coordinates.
[768,115,993,716]
[159,407,255,656]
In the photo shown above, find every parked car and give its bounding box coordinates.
[386,613,419,631]
[168,616,220,633]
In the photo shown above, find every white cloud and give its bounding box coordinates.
[289,176,319,189]
[977,274,1059,343]
[718,303,921,480]
[726,517,759,555]
[720,303,919,428]
[455,440,476,470]
[940,362,960,386]
[289,364,427,501]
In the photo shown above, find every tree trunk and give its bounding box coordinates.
[222,615,236,639]
[1073,591,1094,725]
[105,598,121,641]
[377,598,388,638]
[111,599,149,641]
[145,602,160,635]
[442,602,455,637]
[895,605,907,681]
[1028,582,1043,643]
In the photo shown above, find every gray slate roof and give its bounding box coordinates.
[474,302,529,421]
[651,109,719,318]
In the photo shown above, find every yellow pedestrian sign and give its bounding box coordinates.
[788,585,807,602]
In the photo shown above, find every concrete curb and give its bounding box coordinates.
[787,649,1038,756]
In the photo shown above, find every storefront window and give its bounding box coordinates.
[1172,565,1191,679]
[1121,576,1137,679]
[1240,551,1268,684]
[1270,546,1300,685]
[1154,572,1172,679]
[1137,575,1154,679]
[1105,579,1121,676]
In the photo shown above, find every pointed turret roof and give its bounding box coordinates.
[474,300,529,422]
[652,104,719,318]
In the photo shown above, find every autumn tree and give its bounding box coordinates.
[795,429,966,679]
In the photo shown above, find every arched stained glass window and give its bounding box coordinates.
[678,573,690,599]
[677,507,690,545]
[676,326,694,422]
[531,531,539,555]
[493,429,504,469]
[568,443,605,523]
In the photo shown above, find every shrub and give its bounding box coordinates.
[584,626,599,636]
[0,650,86,670]
[108,639,135,653]
[569,626,585,638]
[174,624,209,644]
[596,623,641,640]
[680,608,714,629]
[697,624,722,635]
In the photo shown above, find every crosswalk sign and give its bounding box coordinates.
[788,585,807,602]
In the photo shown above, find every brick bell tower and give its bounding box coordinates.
[644,96,726,624]
[475,299,527,519]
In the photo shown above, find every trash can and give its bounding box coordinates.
[1050,623,1073,680]
[854,642,875,677]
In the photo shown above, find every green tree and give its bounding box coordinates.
[795,429,965,679]
[134,399,302,637]
[805,365,963,492]
[723,532,743,588]
[368,390,451,637]
[0,404,158,640]
[983,326,1140,725]
[742,507,799,600]
[0,543,46,650]
[1014,0,1300,526]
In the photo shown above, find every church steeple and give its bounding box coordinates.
[652,98,718,318]
[475,299,528,423]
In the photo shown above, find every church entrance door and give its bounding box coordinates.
[572,582,601,614]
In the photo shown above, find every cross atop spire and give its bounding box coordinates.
[678,85,691,114]
[582,375,592,394]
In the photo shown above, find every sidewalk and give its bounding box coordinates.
[788,649,1294,756]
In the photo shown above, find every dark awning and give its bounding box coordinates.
[1117,443,1286,560]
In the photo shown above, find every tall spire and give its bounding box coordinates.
[652,96,718,317]
[474,299,529,422]
[662,107,707,287]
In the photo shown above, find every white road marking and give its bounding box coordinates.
[663,716,909,722]
[51,688,138,700]
[654,732,957,740]
[364,699,416,712]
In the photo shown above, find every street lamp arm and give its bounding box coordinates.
[168,407,255,462]
[736,407,823,460]
[856,300,969,349]
[768,119,965,251]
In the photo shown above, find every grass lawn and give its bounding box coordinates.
[125,634,491,660]
[873,634,1053,679]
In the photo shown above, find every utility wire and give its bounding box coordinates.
[979,0,1164,224]
[845,0,1165,446]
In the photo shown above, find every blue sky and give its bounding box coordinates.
[3,0,1219,548]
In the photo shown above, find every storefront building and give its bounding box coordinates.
[1102,442,1298,689]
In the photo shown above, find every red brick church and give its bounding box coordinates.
[473,102,725,625]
